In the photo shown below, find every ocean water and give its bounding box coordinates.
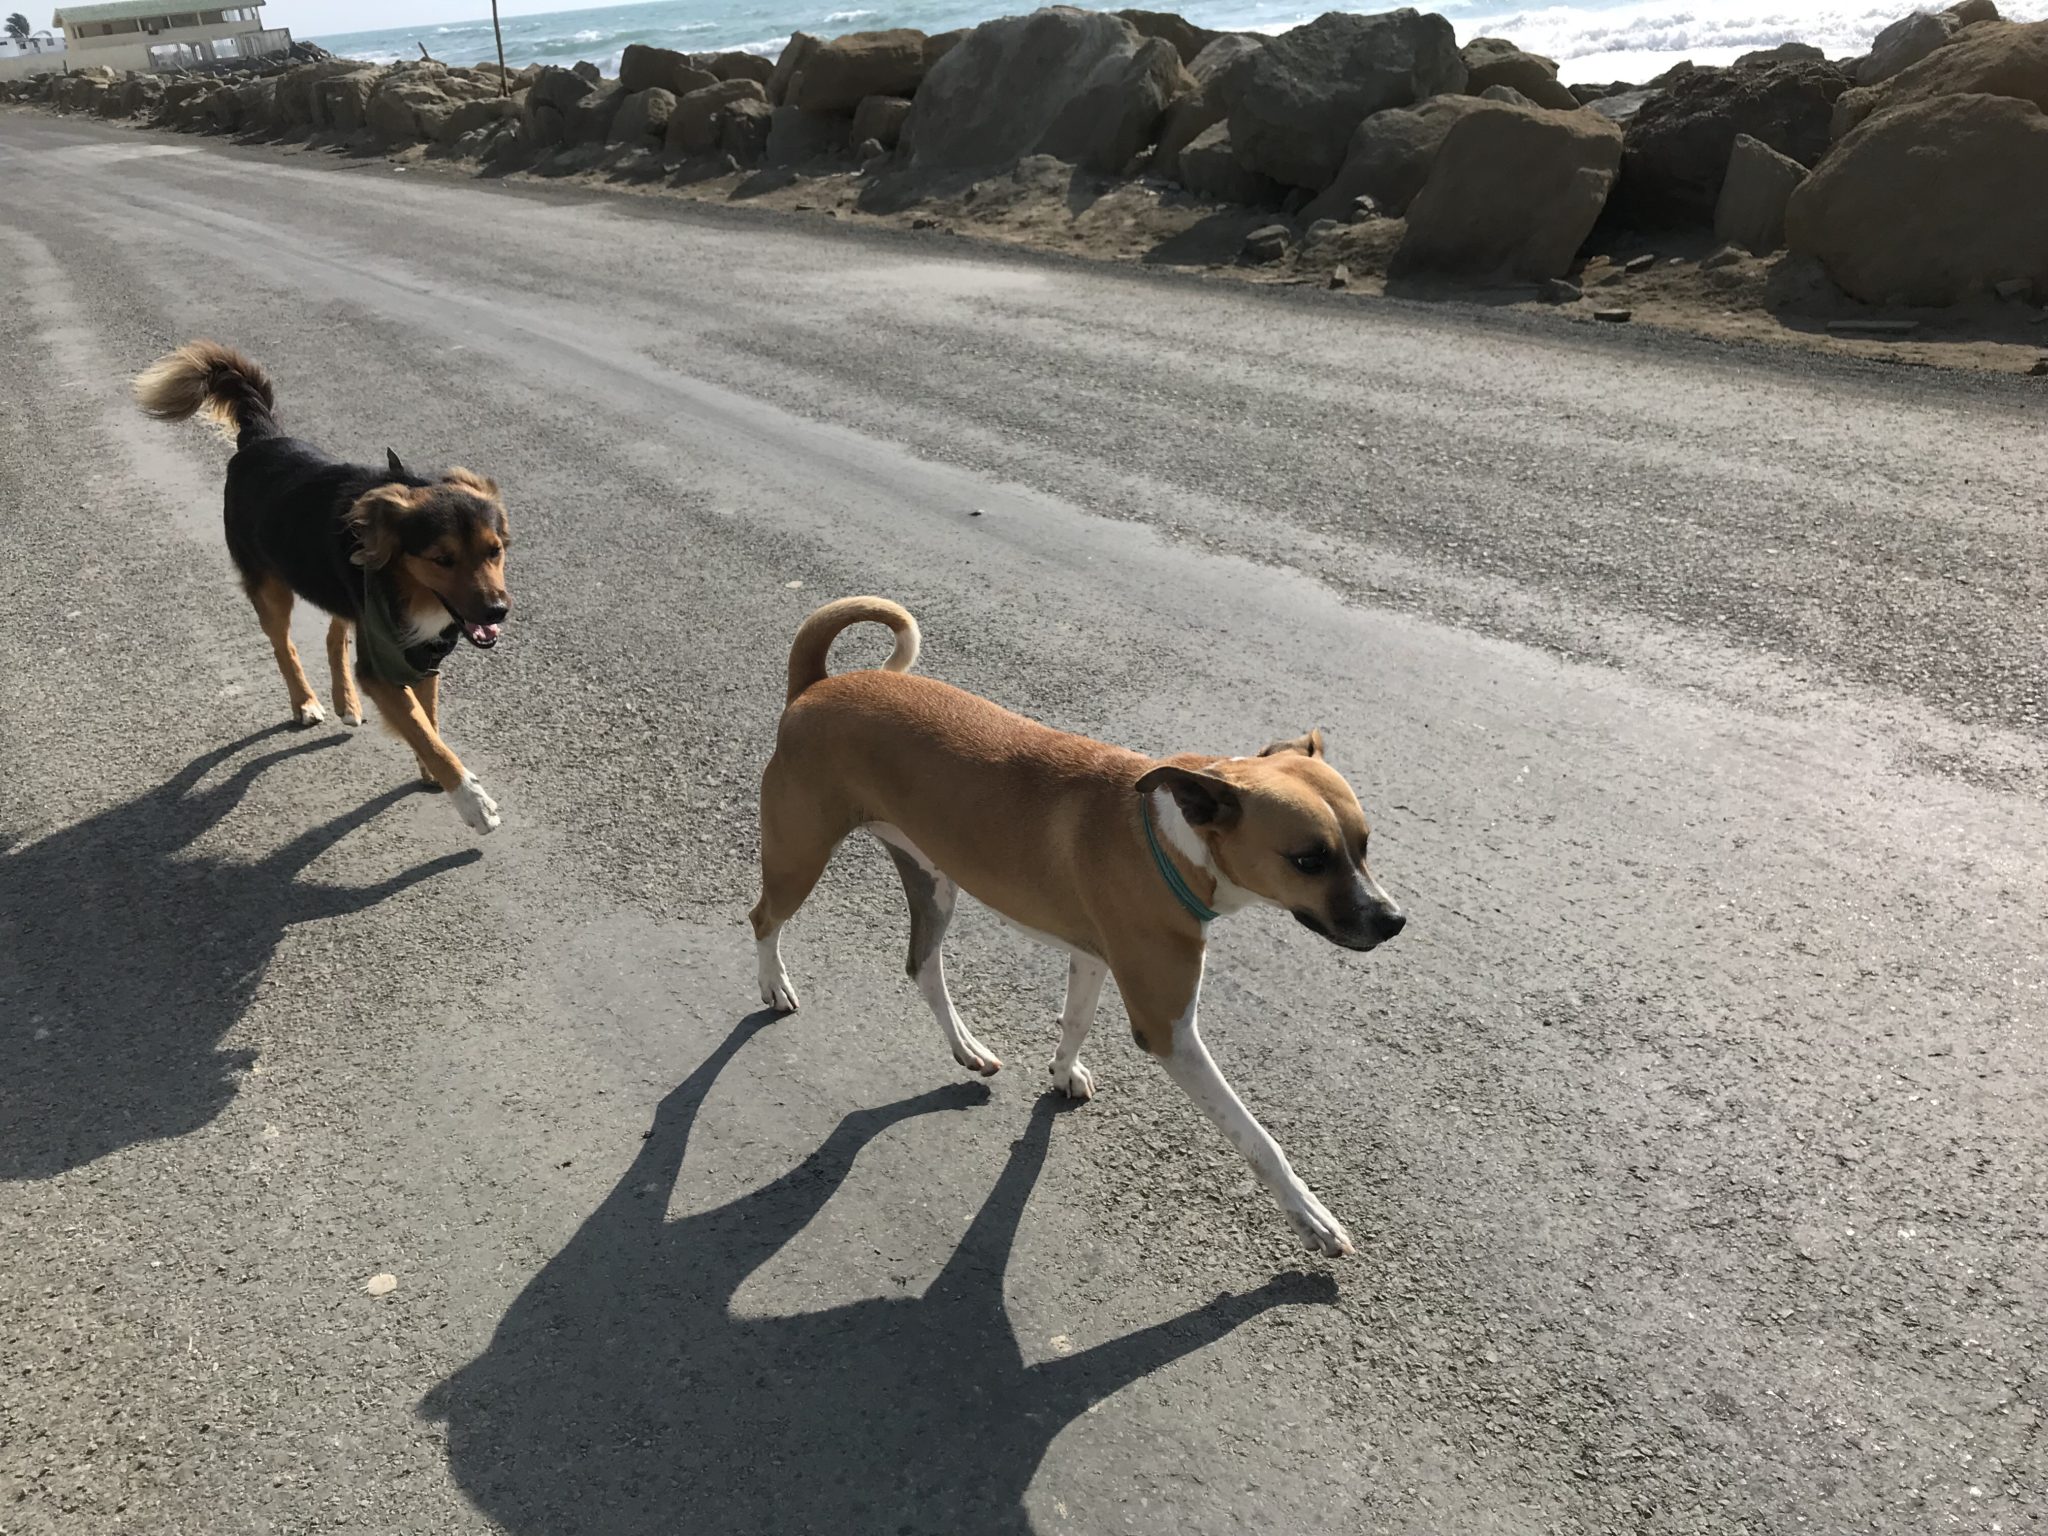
[311,0,2048,86]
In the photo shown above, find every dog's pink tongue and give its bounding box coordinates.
[466,621,501,645]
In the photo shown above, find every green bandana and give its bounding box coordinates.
[355,570,435,688]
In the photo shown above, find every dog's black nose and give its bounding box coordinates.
[481,602,510,624]
[1375,909,1407,941]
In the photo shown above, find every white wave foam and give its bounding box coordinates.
[1224,0,2047,80]
[1452,0,2048,80]
[824,8,877,19]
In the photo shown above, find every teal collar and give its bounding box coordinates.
[1142,798,1220,925]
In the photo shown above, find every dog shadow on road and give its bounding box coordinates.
[422,1011,1338,1535]
[0,725,479,1182]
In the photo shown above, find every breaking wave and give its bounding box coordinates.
[312,0,2048,84]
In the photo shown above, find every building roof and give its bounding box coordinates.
[53,1,262,23]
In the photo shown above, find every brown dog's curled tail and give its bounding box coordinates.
[133,340,277,444]
[785,597,921,704]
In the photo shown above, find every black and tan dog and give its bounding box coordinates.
[136,340,511,834]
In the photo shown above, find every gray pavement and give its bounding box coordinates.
[1,110,2044,1536]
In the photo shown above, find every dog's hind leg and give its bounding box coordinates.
[1048,954,1108,1101]
[325,618,362,727]
[248,574,323,726]
[877,829,1001,1077]
[749,761,846,1013]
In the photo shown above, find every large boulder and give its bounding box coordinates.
[520,65,592,148]
[1786,91,2048,303]
[1734,41,1827,69]
[1227,8,1467,191]
[1395,100,1624,279]
[609,86,675,145]
[1115,9,1220,64]
[768,32,820,106]
[1712,132,1805,252]
[526,63,594,115]
[563,80,628,144]
[1858,10,1959,84]
[119,76,163,117]
[1586,86,1657,123]
[793,29,929,112]
[698,50,775,86]
[1176,121,1283,203]
[318,68,384,132]
[366,75,462,143]
[273,59,369,127]
[667,78,767,153]
[851,93,912,150]
[1610,59,1849,226]
[620,44,713,97]
[902,8,1153,173]
[722,97,775,161]
[438,94,520,146]
[1300,93,1486,220]
[764,103,851,164]
[1152,32,1263,179]
[234,77,277,132]
[1830,18,2048,137]
[1460,36,1579,110]
[1038,34,1191,173]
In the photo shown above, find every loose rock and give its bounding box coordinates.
[1713,132,1806,253]
[1241,223,1291,263]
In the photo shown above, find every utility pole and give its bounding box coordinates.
[491,0,508,96]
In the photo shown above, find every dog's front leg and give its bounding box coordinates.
[1049,954,1107,1100]
[1129,958,1354,1257]
[360,677,501,835]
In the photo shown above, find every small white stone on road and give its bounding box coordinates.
[365,1274,398,1297]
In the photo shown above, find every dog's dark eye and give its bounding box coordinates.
[431,554,457,569]
[1288,848,1330,876]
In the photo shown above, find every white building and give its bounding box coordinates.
[49,2,291,72]
[0,23,62,78]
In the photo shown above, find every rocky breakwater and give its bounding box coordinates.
[6,4,2046,324]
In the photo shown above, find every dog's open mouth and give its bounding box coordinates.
[438,597,503,650]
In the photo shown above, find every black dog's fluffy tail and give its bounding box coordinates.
[134,340,278,445]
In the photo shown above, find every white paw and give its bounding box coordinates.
[340,708,363,727]
[1049,1058,1095,1100]
[451,774,501,834]
[761,973,800,1012]
[952,1032,1002,1077]
[1284,1190,1355,1258]
[293,701,325,727]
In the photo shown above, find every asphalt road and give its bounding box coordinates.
[2,110,2045,1536]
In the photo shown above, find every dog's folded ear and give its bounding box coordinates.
[442,466,501,501]
[1135,764,1243,829]
[346,484,414,569]
[1258,729,1325,760]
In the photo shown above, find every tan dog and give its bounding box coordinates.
[750,597,1406,1256]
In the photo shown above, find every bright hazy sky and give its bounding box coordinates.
[267,0,602,37]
